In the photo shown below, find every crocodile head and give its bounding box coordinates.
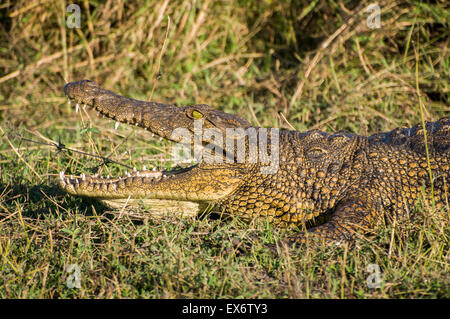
[61,80,256,210]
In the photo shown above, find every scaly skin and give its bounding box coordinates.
[61,80,449,244]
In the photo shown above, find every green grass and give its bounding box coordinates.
[0,0,449,298]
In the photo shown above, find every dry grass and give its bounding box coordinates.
[0,0,448,298]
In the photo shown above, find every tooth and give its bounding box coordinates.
[115,122,120,130]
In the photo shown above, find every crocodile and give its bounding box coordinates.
[60,80,449,244]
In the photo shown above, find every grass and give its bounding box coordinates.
[0,0,449,298]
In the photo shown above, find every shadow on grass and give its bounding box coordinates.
[0,182,110,219]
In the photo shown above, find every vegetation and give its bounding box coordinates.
[0,0,448,298]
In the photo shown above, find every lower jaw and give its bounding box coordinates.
[59,169,163,197]
[60,169,208,218]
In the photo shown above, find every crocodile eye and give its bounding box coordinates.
[192,110,203,119]
[305,147,327,160]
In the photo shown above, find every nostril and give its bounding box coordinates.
[63,82,71,96]
[64,80,95,97]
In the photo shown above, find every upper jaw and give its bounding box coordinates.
[64,80,100,106]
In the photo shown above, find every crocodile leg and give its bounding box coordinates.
[286,196,379,245]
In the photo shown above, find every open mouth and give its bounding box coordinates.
[59,89,211,217]
[59,80,246,211]
[59,96,198,200]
